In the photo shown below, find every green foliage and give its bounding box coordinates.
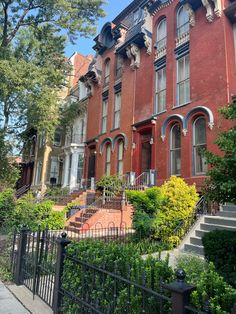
[204,102,236,203]
[96,175,123,193]
[61,239,174,313]
[8,192,65,230]
[191,263,236,314]
[176,254,209,285]
[0,237,13,282]
[127,177,199,245]
[0,0,105,148]
[127,187,165,238]
[0,132,20,188]
[0,189,15,227]
[202,230,236,287]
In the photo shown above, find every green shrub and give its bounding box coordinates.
[0,189,15,228]
[61,240,174,313]
[96,175,123,193]
[8,192,65,230]
[127,177,199,245]
[176,253,208,285]
[202,230,236,287]
[191,262,236,313]
[45,187,69,201]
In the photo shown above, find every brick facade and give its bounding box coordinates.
[82,0,236,191]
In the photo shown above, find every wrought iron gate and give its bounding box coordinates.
[17,229,58,308]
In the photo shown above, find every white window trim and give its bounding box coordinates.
[101,99,108,133]
[113,92,121,129]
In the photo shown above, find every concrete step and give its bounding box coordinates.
[222,204,236,212]
[195,229,208,238]
[200,223,236,232]
[204,216,236,227]
[190,236,202,246]
[218,211,236,218]
[184,243,204,256]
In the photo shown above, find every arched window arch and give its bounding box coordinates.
[117,140,124,175]
[170,124,181,175]
[104,59,110,86]
[156,18,167,49]
[105,144,111,175]
[176,6,189,37]
[193,117,207,175]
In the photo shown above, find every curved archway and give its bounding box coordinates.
[184,106,214,130]
[161,114,184,140]
[113,133,128,151]
[100,137,113,154]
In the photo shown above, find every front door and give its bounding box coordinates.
[140,133,152,173]
[141,142,152,173]
[88,151,96,179]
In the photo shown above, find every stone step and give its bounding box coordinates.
[222,204,236,212]
[218,211,236,218]
[204,216,236,227]
[200,223,236,232]
[184,244,204,256]
[190,236,202,246]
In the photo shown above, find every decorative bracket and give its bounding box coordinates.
[212,0,222,17]
[201,0,214,22]
[184,3,195,27]
[143,35,152,55]
[126,44,140,70]
[182,129,188,136]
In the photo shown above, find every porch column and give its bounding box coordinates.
[69,149,79,190]
[62,152,70,187]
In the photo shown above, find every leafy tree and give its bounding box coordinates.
[204,102,236,203]
[0,0,105,137]
[0,131,19,189]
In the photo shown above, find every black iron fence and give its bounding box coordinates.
[10,228,236,314]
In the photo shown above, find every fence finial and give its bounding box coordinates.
[176,269,186,282]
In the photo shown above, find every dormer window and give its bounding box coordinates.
[156,18,167,50]
[177,6,189,37]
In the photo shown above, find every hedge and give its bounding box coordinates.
[202,230,236,288]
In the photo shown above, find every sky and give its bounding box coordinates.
[65,0,132,58]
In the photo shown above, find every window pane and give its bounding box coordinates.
[156,67,166,113]
[194,146,207,174]
[195,118,206,144]
[171,150,181,175]
[157,18,167,49]
[177,6,189,36]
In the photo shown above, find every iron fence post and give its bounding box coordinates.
[53,232,71,314]
[164,269,195,314]
[15,226,28,285]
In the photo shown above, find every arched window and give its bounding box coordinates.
[156,18,167,50]
[170,124,181,175]
[105,144,111,175]
[117,141,124,175]
[193,117,207,175]
[104,59,110,86]
[176,6,189,37]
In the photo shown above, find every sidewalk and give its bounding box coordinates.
[0,280,30,314]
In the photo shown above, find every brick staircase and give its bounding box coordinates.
[66,194,131,232]
[181,204,236,256]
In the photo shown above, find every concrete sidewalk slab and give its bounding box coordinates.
[0,281,29,314]
[8,285,53,314]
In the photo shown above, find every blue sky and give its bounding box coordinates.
[65,0,132,57]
